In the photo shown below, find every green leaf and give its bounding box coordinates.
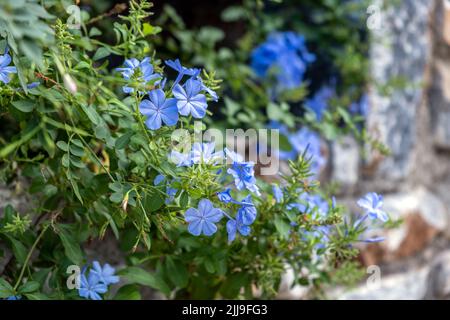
[12,100,35,113]
[18,281,40,294]
[143,23,162,36]
[115,131,133,150]
[58,225,83,264]
[80,104,100,125]
[24,292,49,300]
[143,191,164,213]
[165,257,189,288]
[119,267,170,296]
[5,235,27,264]
[93,47,110,61]
[114,284,141,300]
[0,278,15,299]
[274,215,290,239]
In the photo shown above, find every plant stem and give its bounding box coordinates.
[13,224,49,291]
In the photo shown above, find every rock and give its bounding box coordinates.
[367,0,433,183]
[429,0,450,150]
[330,136,359,191]
[359,187,448,265]
[424,250,450,299]
[336,267,429,300]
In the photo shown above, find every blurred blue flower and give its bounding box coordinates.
[5,295,21,300]
[217,188,233,203]
[173,78,208,118]
[78,273,108,300]
[350,94,369,118]
[199,80,218,102]
[359,236,385,243]
[227,162,260,196]
[251,31,315,94]
[0,51,17,84]
[116,57,161,94]
[139,89,178,130]
[357,192,388,222]
[237,195,257,225]
[169,150,192,167]
[272,184,284,203]
[305,85,335,121]
[153,174,178,204]
[191,142,223,165]
[226,218,251,243]
[90,261,120,286]
[269,122,325,177]
[185,199,224,236]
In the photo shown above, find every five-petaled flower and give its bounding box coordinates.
[184,199,223,236]
[357,192,388,222]
[90,261,120,286]
[78,272,108,300]
[139,89,178,130]
[0,49,17,84]
[173,78,208,118]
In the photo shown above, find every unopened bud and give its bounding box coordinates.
[121,194,129,212]
[63,74,77,93]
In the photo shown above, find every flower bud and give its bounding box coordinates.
[63,74,77,93]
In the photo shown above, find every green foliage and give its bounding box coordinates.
[0,0,390,300]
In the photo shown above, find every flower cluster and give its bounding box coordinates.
[177,143,260,242]
[117,58,217,130]
[251,31,315,95]
[78,261,119,300]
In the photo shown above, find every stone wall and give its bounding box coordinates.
[328,0,450,300]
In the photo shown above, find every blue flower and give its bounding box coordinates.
[184,199,224,236]
[225,148,260,196]
[191,142,223,165]
[286,202,307,212]
[357,192,388,222]
[169,150,192,167]
[116,57,161,93]
[5,295,21,300]
[305,85,335,121]
[139,89,178,130]
[0,51,17,84]
[359,236,385,243]
[226,218,251,243]
[272,184,283,203]
[165,59,200,87]
[173,78,208,118]
[251,32,315,94]
[217,188,233,203]
[153,174,165,186]
[236,195,257,225]
[90,261,120,286]
[78,273,108,300]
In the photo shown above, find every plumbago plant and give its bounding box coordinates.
[0,0,389,300]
